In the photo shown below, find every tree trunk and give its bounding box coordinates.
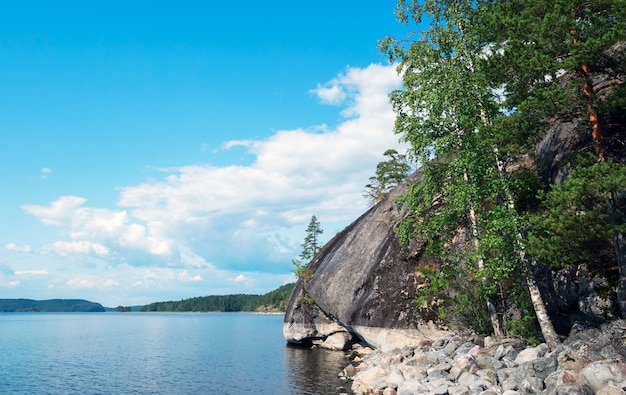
[580,63,606,161]
[465,171,504,338]
[526,266,560,350]
[493,150,560,350]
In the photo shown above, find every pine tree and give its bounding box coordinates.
[292,215,324,278]
[480,0,626,317]
[480,0,626,161]
[364,149,412,205]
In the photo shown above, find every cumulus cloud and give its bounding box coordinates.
[178,270,203,282]
[311,83,346,105]
[22,63,405,277]
[5,243,32,253]
[44,240,110,257]
[22,196,172,262]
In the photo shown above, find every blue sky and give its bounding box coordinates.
[0,1,413,307]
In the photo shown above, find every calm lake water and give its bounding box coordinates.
[0,312,351,394]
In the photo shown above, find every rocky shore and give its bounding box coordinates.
[338,320,626,395]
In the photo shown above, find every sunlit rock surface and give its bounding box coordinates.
[283,170,450,351]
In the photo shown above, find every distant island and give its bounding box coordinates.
[140,283,295,313]
[0,299,105,312]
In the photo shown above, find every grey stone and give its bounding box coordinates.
[450,362,470,381]
[455,342,480,358]
[426,367,449,382]
[386,369,406,387]
[520,377,544,394]
[448,385,472,395]
[496,345,519,362]
[515,347,540,364]
[456,371,479,387]
[596,384,626,395]
[476,354,498,371]
[426,379,455,395]
[579,361,626,392]
[503,375,520,391]
[553,385,593,395]
[397,379,429,395]
[443,340,460,356]
[321,331,352,350]
[476,368,497,385]
[468,378,491,392]
[497,367,518,384]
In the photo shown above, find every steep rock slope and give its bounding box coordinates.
[283,169,449,351]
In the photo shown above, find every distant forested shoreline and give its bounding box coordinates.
[0,299,105,312]
[0,283,295,313]
[140,283,295,312]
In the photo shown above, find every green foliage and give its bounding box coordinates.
[140,283,295,312]
[446,288,494,336]
[365,149,412,205]
[413,266,449,308]
[301,215,323,261]
[385,0,625,341]
[292,215,323,278]
[528,158,626,267]
[480,0,626,161]
[506,313,543,346]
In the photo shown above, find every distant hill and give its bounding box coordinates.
[0,299,105,312]
[140,283,295,313]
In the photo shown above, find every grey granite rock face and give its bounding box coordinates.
[283,170,450,351]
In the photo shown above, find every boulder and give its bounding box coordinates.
[322,331,353,351]
[284,170,450,351]
[579,361,626,392]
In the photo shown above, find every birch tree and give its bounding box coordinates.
[382,0,560,346]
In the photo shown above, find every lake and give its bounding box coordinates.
[0,312,352,394]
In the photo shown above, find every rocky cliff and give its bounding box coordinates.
[283,70,625,352]
[283,167,447,351]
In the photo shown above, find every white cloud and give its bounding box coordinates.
[2,280,20,288]
[22,63,405,277]
[178,270,203,282]
[311,83,346,105]
[23,196,172,261]
[5,243,32,253]
[66,276,95,289]
[44,240,110,257]
[15,270,48,276]
[22,196,87,227]
[103,279,120,287]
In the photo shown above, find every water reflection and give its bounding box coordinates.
[283,344,353,395]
